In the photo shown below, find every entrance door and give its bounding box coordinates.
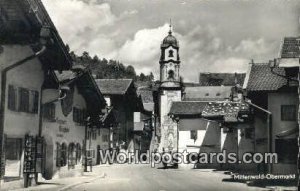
[5,138,22,178]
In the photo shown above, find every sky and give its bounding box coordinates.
[42,0,300,82]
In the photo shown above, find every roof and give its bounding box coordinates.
[95,79,133,95]
[199,73,246,86]
[184,86,232,101]
[202,101,249,118]
[169,101,208,115]
[137,88,153,103]
[161,31,178,48]
[280,37,300,58]
[1,0,72,70]
[244,63,287,91]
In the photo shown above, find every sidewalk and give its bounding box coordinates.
[0,165,107,191]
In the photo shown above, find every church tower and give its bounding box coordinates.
[158,24,182,152]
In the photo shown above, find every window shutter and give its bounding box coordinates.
[56,143,61,167]
[33,91,39,113]
[8,85,16,111]
[19,88,29,112]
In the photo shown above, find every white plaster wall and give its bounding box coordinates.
[159,90,181,152]
[268,92,298,174]
[42,86,87,178]
[0,45,44,177]
[1,45,44,137]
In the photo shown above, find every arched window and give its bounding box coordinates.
[68,143,76,168]
[168,70,175,80]
[168,49,174,57]
[76,143,81,164]
[56,143,61,167]
[61,143,67,167]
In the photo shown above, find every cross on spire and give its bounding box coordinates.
[169,18,172,35]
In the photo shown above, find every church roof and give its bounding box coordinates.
[199,73,246,86]
[161,33,178,48]
[161,24,178,48]
[183,86,232,101]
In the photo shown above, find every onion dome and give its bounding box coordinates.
[161,24,178,48]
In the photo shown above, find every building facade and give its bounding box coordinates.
[0,0,72,186]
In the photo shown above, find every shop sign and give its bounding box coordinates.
[23,135,36,173]
[59,125,69,133]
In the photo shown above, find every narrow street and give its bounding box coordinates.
[67,165,265,191]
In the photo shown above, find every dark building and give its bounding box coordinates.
[95,79,141,152]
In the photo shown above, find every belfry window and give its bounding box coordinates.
[168,50,174,57]
[168,70,175,80]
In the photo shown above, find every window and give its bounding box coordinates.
[73,107,86,125]
[190,130,197,140]
[68,143,76,168]
[31,90,39,113]
[167,70,174,80]
[8,85,17,111]
[8,86,39,114]
[134,112,141,123]
[76,143,81,164]
[60,143,67,167]
[281,105,296,121]
[6,138,22,160]
[19,88,29,112]
[103,134,109,142]
[168,49,174,57]
[92,131,97,140]
[43,103,56,121]
[275,139,297,164]
[56,143,61,167]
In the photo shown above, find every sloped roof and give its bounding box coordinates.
[184,86,232,101]
[1,0,72,70]
[202,101,249,118]
[244,63,287,91]
[95,79,133,95]
[280,37,300,58]
[199,73,246,86]
[137,88,153,103]
[169,101,208,115]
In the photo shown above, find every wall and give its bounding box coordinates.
[178,119,220,169]
[159,90,181,152]
[268,92,298,174]
[0,45,45,178]
[42,85,86,179]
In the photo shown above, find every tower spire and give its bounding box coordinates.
[169,18,172,35]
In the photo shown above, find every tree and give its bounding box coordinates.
[139,73,146,81]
